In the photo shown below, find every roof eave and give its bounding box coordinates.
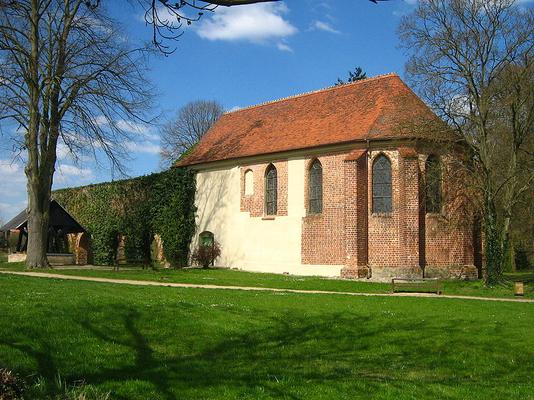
[181,136,437,171]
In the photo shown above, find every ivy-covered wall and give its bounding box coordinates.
[53,168,196,267]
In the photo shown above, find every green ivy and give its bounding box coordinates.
[53,168,196,268]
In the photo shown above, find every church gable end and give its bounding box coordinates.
[188,74,478,280]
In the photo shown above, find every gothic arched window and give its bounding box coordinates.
[308,159,323,214]
[265,164,277,215]
[372,154,392,213]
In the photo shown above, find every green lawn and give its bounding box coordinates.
[1,253,533,299]
[0,274,532,399]
[2,258,533,299]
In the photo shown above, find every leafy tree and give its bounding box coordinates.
[335,67,367,85]
[160,100,224,168]
[399,0,533,285]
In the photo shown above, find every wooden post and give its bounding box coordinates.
[16,229,23,252]
[514,282,524,296]
[6,231,10,254]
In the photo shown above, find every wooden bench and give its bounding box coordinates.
[391,277,443,295]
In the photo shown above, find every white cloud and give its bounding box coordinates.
[228,105,243,112]
[0,161,25,183]
[142,132,161,142]
[196,2,297,43]
[116,120,151,135]
[276,42,293,52]
[93,116,154,137]
[56,143,71,160]
[124,140,161,154]
[0,159,27,220]
[55,164,94,185]
[0,200,27,222]
[93,115,108,127]
[448,94,472,119]
[311,20,340,34]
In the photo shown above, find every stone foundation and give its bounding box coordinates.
[340,266,371,279]
[7,252,75,266]
[341,264,479,281]
[48,253,76,266]
[424,264,479,280]
[368,266,424,281]
[8,253,26,263]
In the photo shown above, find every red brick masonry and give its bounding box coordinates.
[240,147,479,280]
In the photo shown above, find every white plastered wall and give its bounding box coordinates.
[193,158,343,277]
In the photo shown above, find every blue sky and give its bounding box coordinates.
[0,0,422,221]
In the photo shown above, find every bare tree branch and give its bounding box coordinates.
[159,100,223,168]
[399,0,534,283]
[0,0,154,267]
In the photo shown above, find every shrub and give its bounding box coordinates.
[52,381,110,400]
[515,249,532,271]
[0,234,7,250]
[191,241,221,268]
[27,375,110,400]
[0,368,24,400]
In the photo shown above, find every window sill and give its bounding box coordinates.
[371,212,393,218]
[262,216,276,220]
[304,213,323,218]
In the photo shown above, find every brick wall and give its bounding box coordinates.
[240,160,288,217]
[301,153,346,265]
[235,146,478,279]
[341,150,369,278]
[419,153,478,278]
[399,147,421,268]
[367,150,404,270]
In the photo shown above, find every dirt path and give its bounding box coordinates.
[1,270,533,303]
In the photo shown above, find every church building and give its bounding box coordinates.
[178,73,481,280]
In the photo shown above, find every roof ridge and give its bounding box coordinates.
[224,72,399,115]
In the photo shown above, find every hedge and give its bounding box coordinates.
[53,167,196,267]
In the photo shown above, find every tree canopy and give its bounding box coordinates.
[399,0,534,284]
[160,100,224,168]
[335,67,367,86]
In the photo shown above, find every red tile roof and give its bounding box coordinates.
[177,74,446,167]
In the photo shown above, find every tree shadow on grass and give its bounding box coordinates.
[2,301,533,400]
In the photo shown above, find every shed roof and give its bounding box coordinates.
[177,73,450,167]
[0,200,85,233]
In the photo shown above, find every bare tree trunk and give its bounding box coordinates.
[484,193,503,285]
[1,1,153,270]
[26,179,51,268]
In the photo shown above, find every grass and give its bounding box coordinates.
[1,252,533,299]
[2,263,533,299]
[0,274,533,399]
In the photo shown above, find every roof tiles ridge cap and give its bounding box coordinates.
[223,72,399,115]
